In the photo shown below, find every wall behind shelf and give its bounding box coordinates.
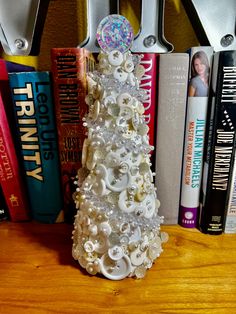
[1,0,198,70]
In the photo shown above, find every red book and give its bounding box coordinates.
[51,48,95,222]
[0,91,30,221]
[138,53,158,155]
[0,59,33,222]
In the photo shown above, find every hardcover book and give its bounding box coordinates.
[0,91,30,222]
[51,48,95,222]
[8,71,64,223]
[199,50,236,234]
[155,53,189,224]
[138,53,158,162]
[179,46,214,228]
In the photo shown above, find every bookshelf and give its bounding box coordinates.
[0,222,236,313]
[0,0,235,313]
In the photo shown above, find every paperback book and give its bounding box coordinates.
[179,46,214,228]
[199,50,236,234]
[224,155,236,233]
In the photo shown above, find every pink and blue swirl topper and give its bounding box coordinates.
[96,15,134,53]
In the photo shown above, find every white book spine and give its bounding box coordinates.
[155,53,189,224]
[224,156,236,233]
[179,46,214,228]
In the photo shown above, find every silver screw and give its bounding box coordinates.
[143,35,156,48]
[220,34,234,47]
[14,38,27,50]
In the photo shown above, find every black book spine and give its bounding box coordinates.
[199,50,236,234]
[0,185,9,221]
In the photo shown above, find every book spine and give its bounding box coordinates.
[5,60,35,73]
[138,53,158,156]
[0,59,35,148]
[155,53,189,224]
[0,185,9,221]
[8,71,64,223]
[51,48,95,222]
[179,47,214,228]
[224,155,236,233]
[199,50,236,234]
[0,92,30,222]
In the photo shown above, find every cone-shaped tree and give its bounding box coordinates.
[72,15,167,280]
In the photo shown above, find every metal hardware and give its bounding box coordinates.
[0,0,50,56]
[79,0,120,53]
[182,0,236,52]
[131,0,173,53]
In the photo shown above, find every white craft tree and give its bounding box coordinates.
[72,15,167,280]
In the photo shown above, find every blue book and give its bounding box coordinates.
[8,71,64,223]
[5,60,35,73]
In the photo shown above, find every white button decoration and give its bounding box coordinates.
[108,50,124,66]
[99,253,132,280]
[108,245,124,260]
[72,14,166,280]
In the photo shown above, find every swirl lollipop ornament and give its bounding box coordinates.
[72,15,167,280]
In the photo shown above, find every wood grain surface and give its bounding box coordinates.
[0,222,235,314]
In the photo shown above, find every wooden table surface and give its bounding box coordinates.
[0,221,235,314]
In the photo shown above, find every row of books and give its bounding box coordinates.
[0,48,94,223]
[0,46,235,235]
[155,48,236,235]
